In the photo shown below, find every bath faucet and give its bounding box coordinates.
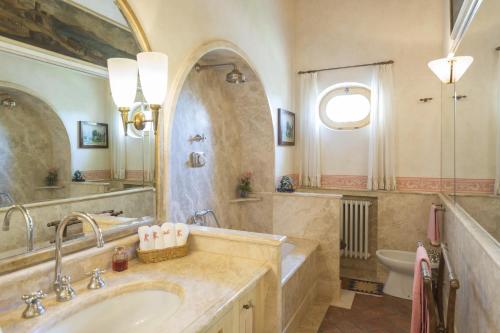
[2,205,34,252]
[54,212,104,301]
[191,209,221,228]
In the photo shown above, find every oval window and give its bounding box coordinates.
[319,85,371,130]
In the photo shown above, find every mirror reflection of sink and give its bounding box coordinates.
[46,289,181,333]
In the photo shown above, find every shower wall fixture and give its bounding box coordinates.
[1,96,16,109]
[194,63,246,84]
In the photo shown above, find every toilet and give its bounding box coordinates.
[376,249,438,300]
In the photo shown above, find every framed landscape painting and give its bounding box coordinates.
[278,108,295,146]
[78,121,108,148]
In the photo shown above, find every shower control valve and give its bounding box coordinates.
[190,152,207,168]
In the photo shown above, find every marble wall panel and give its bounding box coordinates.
[441,194,500,333]
[297,188,437,282]
[455,195,500,242]
[168,51,274,228]
[282,247,318,329]
[0,189,154,257]
[272,193,341,302]
[189,226,284,333]
[169,68,241,228]
[0,87,70,205]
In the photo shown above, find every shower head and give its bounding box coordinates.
[194,62,246,84]
[225,67,246,84]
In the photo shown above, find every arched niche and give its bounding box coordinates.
[0,84,71,204]
[167,47,274,229]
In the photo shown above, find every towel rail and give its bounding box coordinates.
[432,203,446,212]
[416,241,459,333]
[440,244,458,285]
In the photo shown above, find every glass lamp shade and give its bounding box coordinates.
[427,56,473,84]
[107,58,138,108]
[137,52,168,105]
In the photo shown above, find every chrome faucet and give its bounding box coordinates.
[191,209,221,228]
[2,205,34,252]
[54,212,104,301]
[21,290,47,318]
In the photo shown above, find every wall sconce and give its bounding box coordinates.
[427,55,473,84]
[107,58,138,136]
[107,52,168,136]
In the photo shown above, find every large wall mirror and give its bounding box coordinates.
[442,0,500,244]
[0,0,156,271]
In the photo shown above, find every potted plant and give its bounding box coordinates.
[238,172,252,198]
[46,168,58,186]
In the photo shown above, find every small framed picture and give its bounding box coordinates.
[78,121,109,148]
[278,108,295,146]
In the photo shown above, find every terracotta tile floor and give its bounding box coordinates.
[318,293,412,333]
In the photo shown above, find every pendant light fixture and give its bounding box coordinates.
[427,55,474,84]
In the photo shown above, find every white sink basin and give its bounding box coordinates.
[46,289,181,333]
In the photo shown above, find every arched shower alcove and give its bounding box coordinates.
[0,85,71,205]
[168,48,275,230]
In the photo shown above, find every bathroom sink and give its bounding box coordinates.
[46,289,181,333]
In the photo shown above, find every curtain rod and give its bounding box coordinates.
[297,60,394,75]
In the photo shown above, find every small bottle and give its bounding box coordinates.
[112,246,129,272]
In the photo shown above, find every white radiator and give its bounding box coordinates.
[341,199,371,259]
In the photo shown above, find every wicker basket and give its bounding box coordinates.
[136,239,189,263]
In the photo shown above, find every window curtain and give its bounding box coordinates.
[495,52,500,194]
[368,64,396,190]
[111,106,126,180]
[298,72,321,187]
[142,128,155,183]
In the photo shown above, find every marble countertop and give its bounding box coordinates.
[0,251,270,333]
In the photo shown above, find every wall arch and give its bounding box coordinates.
[165,42,274,227]
[162,40,276,217]
[0,83,71,204]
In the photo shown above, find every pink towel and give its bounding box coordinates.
[410,246,431,333]
[427,204,440,246]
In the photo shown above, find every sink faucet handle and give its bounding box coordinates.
[86,268,106,290]
[22,290,46,304]
[21,290,47,318]
[56,275,76,302]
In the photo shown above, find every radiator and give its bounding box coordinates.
[341,199,371,259]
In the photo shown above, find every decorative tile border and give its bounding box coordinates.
[396,177,442,193]
[321,175,368,189]
[277,174,495,194]
[442,178,495,194]
[81,170,152,182]
[81,169,111,180]
[126,170,147,181]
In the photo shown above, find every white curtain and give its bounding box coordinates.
[142,123,155,183]
[368,64,396,190]
[111,106,126,180]
[298,73,321,187]
[495,52,500,194]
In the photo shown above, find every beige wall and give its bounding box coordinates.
[454,0,500,181]
[128,0,296,210]
[0,51,112,173]
[294,0,444,180]
[0,50,145,182]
